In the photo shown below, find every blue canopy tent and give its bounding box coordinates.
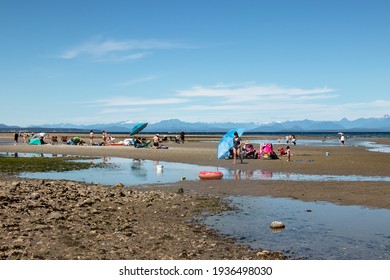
[217,128,245,159]
[29,133,46,145]
[130,123,148,136]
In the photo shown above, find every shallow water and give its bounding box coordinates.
[17,156,218,185]
[14,154,390,184]
[204,196,390,260]
[221,169,390,182]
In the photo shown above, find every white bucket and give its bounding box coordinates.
[156,165,163,173]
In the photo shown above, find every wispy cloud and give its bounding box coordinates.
[89,96,189,107]
[80,83,390,123]
[176,84,337,103]
[115,75,158,87]
[94,52,151,63]
[59,37,188,62]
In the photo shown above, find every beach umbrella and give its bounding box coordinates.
[30,132,46,139]
[217,128,245,159]
[130,123,148,136]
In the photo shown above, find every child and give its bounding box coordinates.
[286,146,291,162]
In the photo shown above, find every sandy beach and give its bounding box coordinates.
[1,133,390,259]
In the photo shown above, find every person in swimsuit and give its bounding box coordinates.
[152,134,160,149]
[232,131,242,164]
[89,130,94,145]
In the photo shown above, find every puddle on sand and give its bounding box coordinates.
[222,169,390,182]
[9,153,390,184]
[19,156,218,185]
[204,196,390,260]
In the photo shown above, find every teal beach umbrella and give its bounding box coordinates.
[130,123,148,136]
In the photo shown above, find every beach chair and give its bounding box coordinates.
[133,138,151,148]
[243,143,257,159]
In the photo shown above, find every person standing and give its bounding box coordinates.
[340,134,345,145]
[180,131,185,144]
[102,130,107,146]
[286,146,291,161]
[232,131,242,164]
[291,135,297,145]
[14,132,19,144]
[89,130,94,145]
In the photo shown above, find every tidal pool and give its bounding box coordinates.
[16,155,390,184]
[204,196,390,260]
[18,156,217,185]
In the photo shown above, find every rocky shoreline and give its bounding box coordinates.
[0,176,286,260]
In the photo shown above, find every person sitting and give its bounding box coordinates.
[243,141,257,159]
[278,147,287,156]
[152,134,160,149]
[107,134,115,143]
[134,137,150,148]
[39,137,47,145]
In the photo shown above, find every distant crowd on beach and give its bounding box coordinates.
[13,131,34,145]
[11,130,187,149]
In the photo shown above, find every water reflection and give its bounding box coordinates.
[5,153,389,183]
[223,169,390,182]
[204,196,390,259]
[19,156,215,185]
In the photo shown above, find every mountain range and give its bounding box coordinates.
[1,116,390,133]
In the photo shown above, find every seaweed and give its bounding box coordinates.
[0,156,99,174]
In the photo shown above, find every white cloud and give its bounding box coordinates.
[94,52,150,63]
[59,37,187,62]
[79,82,389,124]
[90,96,189,107]
[176,84,336,104]
[338,99,390,109]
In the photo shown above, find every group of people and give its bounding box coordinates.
[231,131,292,164]
[89,130,116,146]
[13,131,49,145]
[14,131,32,144]
[286,135,297,145]
[152,131,185,149]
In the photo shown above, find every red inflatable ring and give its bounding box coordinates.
[198,171,223,180]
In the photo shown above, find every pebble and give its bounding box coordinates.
[270,221,285,229]
[30,192,41,200]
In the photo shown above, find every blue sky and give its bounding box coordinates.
[1,0,389,126]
